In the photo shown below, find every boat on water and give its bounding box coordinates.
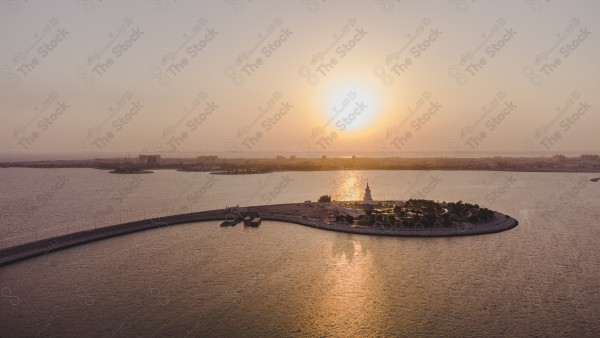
[250,217,262,227]
[220,218,240,227]
[220,220,236,227]
[243,216,262,227]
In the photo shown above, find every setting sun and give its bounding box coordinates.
[322,79,382,134]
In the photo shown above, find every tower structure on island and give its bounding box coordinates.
[363,182,375,205]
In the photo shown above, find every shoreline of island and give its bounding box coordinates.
[0,201,518,267]
[262,212,517,237]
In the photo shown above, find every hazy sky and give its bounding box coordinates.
[1,0,599,159]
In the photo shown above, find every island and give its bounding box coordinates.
[0,183,517,267]
[109,167,153,174]
[230,184,517,236]
[210,168,273,175]
[107,161,154,174]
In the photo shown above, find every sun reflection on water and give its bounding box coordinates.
[333,171,368,201]
[303,237,389,336]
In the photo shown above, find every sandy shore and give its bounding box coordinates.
[0,202,517,267]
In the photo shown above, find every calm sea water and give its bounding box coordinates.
[0,168,599,337]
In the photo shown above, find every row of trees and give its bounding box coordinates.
[405,199,495,222]
[321,197,495,228]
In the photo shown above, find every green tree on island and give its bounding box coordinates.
[318,195,332,203]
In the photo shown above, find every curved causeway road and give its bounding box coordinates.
[0,203,518,267]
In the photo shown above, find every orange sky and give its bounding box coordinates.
[1,1,599,159]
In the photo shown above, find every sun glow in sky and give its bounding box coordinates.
[1,1,599,159]
[322,78,382,134]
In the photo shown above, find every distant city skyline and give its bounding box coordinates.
[1,1,599,161]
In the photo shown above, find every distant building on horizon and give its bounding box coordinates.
[197,155,218,162]
[580,155,600,161]
[139,154,161,166]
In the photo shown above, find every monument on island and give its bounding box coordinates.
[363,182,375,205]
